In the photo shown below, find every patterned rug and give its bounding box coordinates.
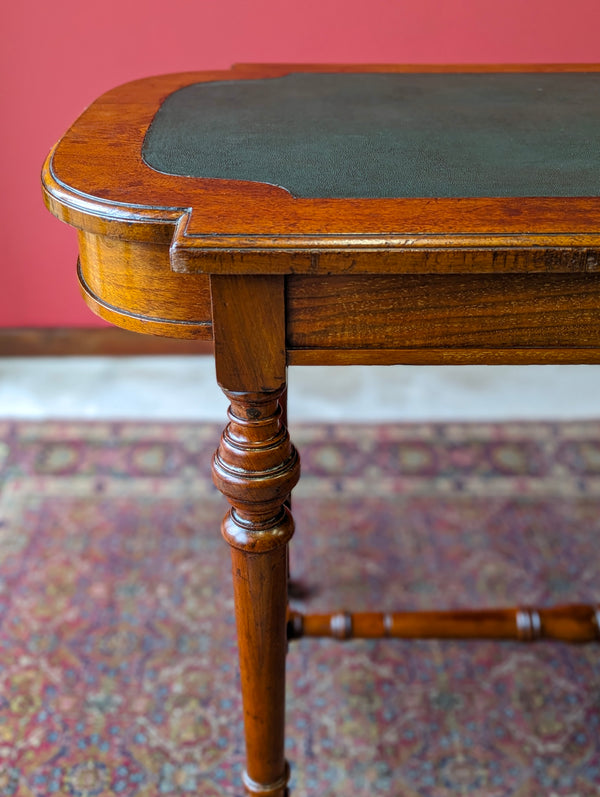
[0,419,599,797]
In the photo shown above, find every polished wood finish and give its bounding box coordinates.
[288,605,600,644]
[42,65,600,285]
[210,275,300,796]
[287,273,600,363]
[42,65,600,796]
[77,232,213,339]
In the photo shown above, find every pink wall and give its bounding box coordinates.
[3,0,600,327]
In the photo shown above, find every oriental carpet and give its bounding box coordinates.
[0,420,599,796]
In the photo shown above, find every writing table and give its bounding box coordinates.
[43,64,600,796]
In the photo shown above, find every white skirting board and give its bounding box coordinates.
[0,357,599,421]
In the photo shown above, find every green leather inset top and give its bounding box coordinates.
[142,72,600,199]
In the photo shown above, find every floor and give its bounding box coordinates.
[1,358,600,421]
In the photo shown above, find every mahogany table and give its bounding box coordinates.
[43,64,600,796]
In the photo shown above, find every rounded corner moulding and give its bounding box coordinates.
[42,65,600,269]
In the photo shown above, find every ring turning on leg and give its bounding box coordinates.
[213,388,300,796]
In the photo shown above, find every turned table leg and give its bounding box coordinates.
[213,390,299,795]
[210,275,300,796]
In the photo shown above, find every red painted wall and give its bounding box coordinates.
[3,0,600,327]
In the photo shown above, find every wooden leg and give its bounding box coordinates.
[279,384,302,598]
[213,389,300,796]
[229,536,291,796]
[210,274,300,795]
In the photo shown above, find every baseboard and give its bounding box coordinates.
[0,328,214,357]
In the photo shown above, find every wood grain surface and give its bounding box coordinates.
[210,275,299,796]
[43,64,600,279]
[76,232,213,338]
[287,273,600,361]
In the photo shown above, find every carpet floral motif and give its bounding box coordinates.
[0,420,599,796]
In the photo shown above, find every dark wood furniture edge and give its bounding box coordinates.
[0,327,214,357]
[42,64,600,278]
[42,149,188,245]
[287,347,600,366]
[170,234,600,275]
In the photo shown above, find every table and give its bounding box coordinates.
[43,64,600,796]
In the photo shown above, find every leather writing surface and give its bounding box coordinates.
[142,72,600,198]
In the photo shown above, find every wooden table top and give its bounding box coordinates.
[43,64,600,277]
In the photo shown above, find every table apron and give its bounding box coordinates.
[286,273,600,365]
